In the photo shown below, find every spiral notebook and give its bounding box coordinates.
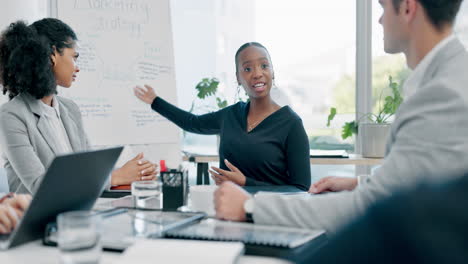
[165,219,325,248]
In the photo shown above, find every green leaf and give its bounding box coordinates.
[195,77,219,99]
[327,107,337,127]
[381,75,403,115]
[342,121,358,140]
[216,97,228,109]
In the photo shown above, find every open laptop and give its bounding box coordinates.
[0,146,123,250]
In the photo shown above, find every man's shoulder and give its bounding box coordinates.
[409,39,468,106]
[428,38,468,84]
[423,51,468,100]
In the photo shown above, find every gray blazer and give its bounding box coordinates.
[0,93,89,194]
[252,38,468,232]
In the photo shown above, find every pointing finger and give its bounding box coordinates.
[224,159,238,172]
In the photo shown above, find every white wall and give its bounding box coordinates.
[0,0,48,27]
[170,0,254,153]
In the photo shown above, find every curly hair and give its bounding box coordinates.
[0,18,77,100]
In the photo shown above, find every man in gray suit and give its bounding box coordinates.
[214,0,468,232]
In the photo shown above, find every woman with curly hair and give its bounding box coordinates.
[0,18,157,194]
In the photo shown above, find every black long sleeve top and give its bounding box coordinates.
[151,97,311,190]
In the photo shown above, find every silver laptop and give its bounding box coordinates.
[0,146,123,250]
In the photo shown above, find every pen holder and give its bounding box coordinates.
[161,169,188,210]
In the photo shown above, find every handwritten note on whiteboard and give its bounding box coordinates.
[57,0,179,145]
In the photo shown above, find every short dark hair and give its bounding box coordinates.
[392,0,463,30]
[234,42,273,76]
[0,18,77,100]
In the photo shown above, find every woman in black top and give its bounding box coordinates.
[134,42,311,190]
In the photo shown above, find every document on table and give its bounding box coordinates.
[116,239,244,264]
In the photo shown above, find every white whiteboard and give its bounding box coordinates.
[56,0,180,146]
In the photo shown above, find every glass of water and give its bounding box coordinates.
[57,211,101,264]
[131,180,163,209]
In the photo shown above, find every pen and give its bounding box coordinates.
[93,208,128,218]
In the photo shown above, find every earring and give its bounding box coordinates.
[272,79,279,90]
[236,84,241,102]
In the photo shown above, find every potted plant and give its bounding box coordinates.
[189,77,228,113]
[188,77,229,149]
[327,76,403,158]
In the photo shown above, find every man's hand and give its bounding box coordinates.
[309,176,357,194]
[214,181,251,221]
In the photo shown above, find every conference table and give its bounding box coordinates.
[0,240,292,264]
[0,197,326,264]
[183,153,384,185]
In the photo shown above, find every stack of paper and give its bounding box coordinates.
[116,239,244,264]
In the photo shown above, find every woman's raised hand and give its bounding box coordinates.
[134,84,158,105]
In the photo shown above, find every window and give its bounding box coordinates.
[372,3,409,122]
[255,1,356,154]
[372,0,468,109]
[173,1,356,151]
[171,1,468,181]
[172,1,357,180]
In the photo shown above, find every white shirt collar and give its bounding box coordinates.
[40,96,61,118]
[402,34,456,99]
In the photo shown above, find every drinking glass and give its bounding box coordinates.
[57,211,101,264]
[131,180,163,209]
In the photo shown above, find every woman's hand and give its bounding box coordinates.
[111,153,158,186]
[134,84,157,105]
[210,159,246,186]
[3,194,31,216]
[0,205,17,234]
[0,194,32,234]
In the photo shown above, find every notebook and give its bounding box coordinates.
[165,218,325,248]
